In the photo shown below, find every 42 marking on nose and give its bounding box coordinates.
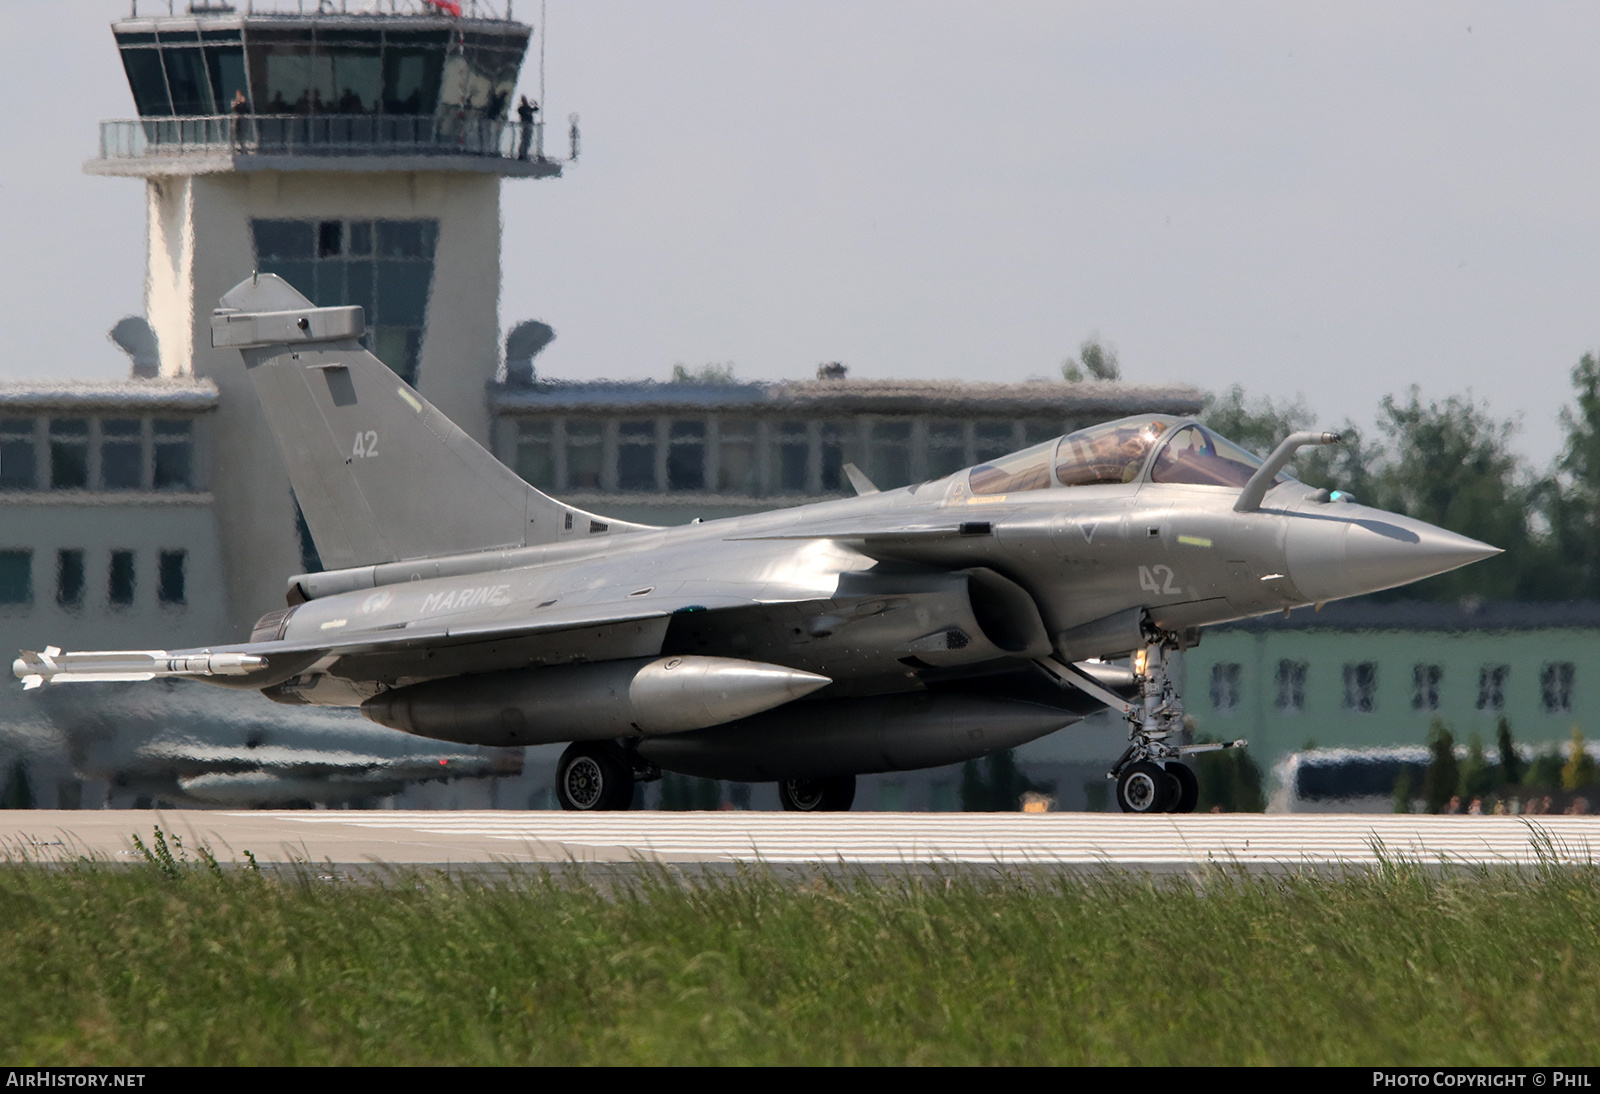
[1138,564,1181,596]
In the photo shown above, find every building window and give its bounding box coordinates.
[616,419,657,491]
[56,550,84,608]
[158,551,186,606]
[1275,659,1307,712]
[0,418,36,490]
[563,420,603,490]
[775,421,809,492]
[1542,662,1575,714]
[1343,662,1377,713]
[1022,419,1063,446]
[152,420,193,490]
[1210,662,1242,712]
[717,419,759,493]
[820,421,854,493]
[49,418,89,489]
[254,217,438,385]
[1413,664,1442,711]
[973,421,1013,464]
[1477,665,1508,712]
[515,421,556,490]
[867,420,912,489]
[667,421,706,491]
[100,419,143,490]
[0,551,32,606]
[108,550,136,607]
[926,421,967,479]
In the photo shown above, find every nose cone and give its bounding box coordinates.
[1286,506,1501,603]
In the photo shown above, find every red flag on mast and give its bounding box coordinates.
[423,0,463,16]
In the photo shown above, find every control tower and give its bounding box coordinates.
[86,0,565,637]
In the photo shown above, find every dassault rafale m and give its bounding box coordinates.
[14,276,1500,813]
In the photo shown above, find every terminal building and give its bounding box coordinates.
[0,1,1209,810]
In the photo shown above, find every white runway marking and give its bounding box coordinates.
[1,811,1596,868]
[228,812,1600,866]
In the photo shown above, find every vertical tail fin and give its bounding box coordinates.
[212,274,651,570]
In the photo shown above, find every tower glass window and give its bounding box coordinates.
[717,420,759,494]
[253,218,437,385]
[153,420,193,490]
[974,422,1014,464]
[820,422,856,493]
[616,420,657,491]
[563,421,603,490]
[775,421,809,493]
[515,421,555,490]
[56,550,84,609]
[867,420,912,489]
[927,422,967,479]
[158,551,187,606]
[109,551,136,608]
[0,551,31,606]
[667,421,706,491]
[0,418,36,490]
[49,419,89,490]
[101,419,143,490]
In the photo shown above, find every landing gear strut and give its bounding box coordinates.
[1035,635,1245,815]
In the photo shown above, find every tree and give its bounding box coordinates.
[670,361,737,385]
[1062,337,1120,382]
[1561,727,1596,791]
[1194,746,1265,812]
[1421,719,1460,813]
[1461,733,1495,801]
[658,772,723,810]
[1369,387,1531,601]
[1496,717,1523,788]
[1200,385,1378,500]
[1533,353,1600,598]
[961,749,1049,811]
[1392,767,1415,814]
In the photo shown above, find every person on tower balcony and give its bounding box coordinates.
[517,96,539,160]
[230,90,248,152]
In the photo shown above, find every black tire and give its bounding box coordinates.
[1166,762,1200,814]
[556,742,635,811]
[778,775,857,812]
[1117,760,1171,814]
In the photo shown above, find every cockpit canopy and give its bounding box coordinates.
[966,415,1290,496]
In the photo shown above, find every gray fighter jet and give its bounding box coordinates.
[14,276,1499,813]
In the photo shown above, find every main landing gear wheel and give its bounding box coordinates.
[1165,762,1199,814]
[1117,760,1172,814]
[779,775,857,812]
[556,742,635,811]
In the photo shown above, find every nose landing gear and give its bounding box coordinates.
[1035,635,1244,815]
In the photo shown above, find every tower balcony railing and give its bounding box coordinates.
[97,114,547,164]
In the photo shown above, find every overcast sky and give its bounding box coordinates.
[2,2,1598,469]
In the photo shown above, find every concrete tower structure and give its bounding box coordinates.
[88,3,562,637]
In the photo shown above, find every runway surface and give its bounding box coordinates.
[0,810,1597,871]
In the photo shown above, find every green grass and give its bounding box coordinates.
[2,830,1599,1065]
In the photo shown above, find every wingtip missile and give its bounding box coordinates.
[13,648,267,687]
